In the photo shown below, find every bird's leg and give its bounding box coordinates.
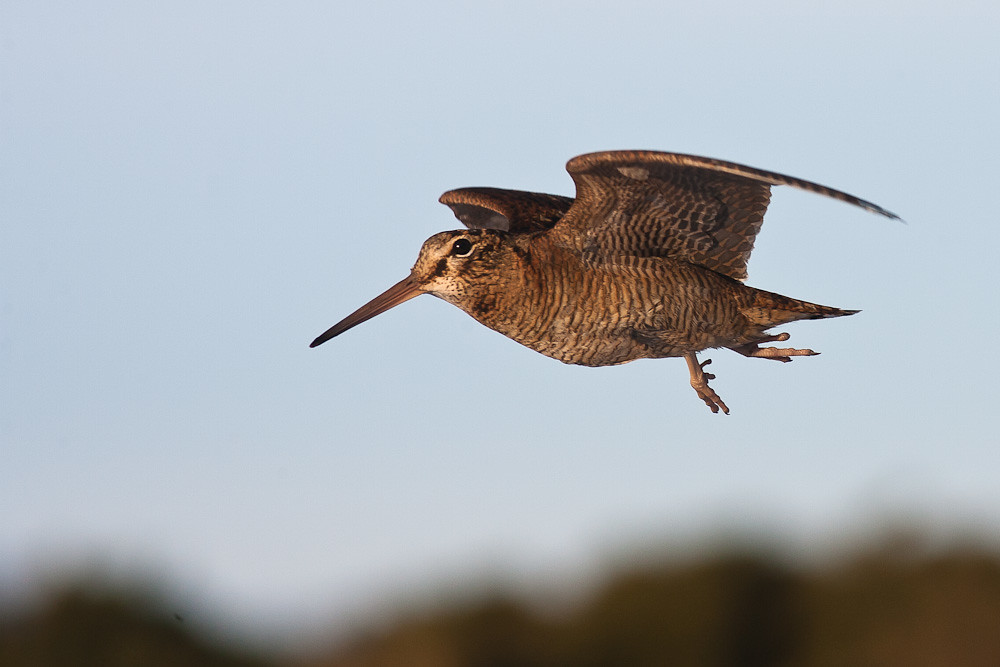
[729,332,819,364]
[684,352,729,415]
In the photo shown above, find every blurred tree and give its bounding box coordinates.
[6,539,1000,667]
[0,586,272,667]
[562,554,799,667]
[299,543,1000,667]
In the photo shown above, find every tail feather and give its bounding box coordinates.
[739,287,858,329]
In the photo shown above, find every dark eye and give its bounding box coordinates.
[451,238,474,257]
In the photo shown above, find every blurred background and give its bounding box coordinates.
[3,1,999,665]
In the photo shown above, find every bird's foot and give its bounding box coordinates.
[684,353,729,415]
[729,332,818,364]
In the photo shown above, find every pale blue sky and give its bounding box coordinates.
[3,0,999,648]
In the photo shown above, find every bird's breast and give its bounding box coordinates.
[451,246,744,367]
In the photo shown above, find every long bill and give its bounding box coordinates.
[310,276,424,348]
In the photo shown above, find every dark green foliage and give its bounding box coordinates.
[0,586,269,667]
[5,541,1000,667]
[301,545,1000,667]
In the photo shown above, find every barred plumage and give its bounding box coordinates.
[312,150,897,413]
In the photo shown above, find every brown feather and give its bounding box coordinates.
[439,187,573,233]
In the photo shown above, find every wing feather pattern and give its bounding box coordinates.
[439,187,574,233]
[552,150,898,281]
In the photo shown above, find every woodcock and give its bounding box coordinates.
[311,150,898,414]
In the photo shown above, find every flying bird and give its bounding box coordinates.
[311,150,897,413]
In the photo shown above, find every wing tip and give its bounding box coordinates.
[568,150,903,222]
[850,199,903,222]
[438,189,464,205]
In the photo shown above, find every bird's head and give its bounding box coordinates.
[310,229,507,347]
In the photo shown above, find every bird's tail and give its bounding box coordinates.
[738,287,858,329]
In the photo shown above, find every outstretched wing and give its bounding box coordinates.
[440,187,574,234]
[552,150,898,281]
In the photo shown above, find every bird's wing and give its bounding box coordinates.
[440,187,575,233]
[552,150,898,281]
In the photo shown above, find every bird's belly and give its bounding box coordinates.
[469,266,746,367]
[509,316,731,367]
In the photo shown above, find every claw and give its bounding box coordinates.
[729,332,818,363]
[685,352,729,415]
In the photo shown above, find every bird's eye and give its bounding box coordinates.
[451,238,474,257]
